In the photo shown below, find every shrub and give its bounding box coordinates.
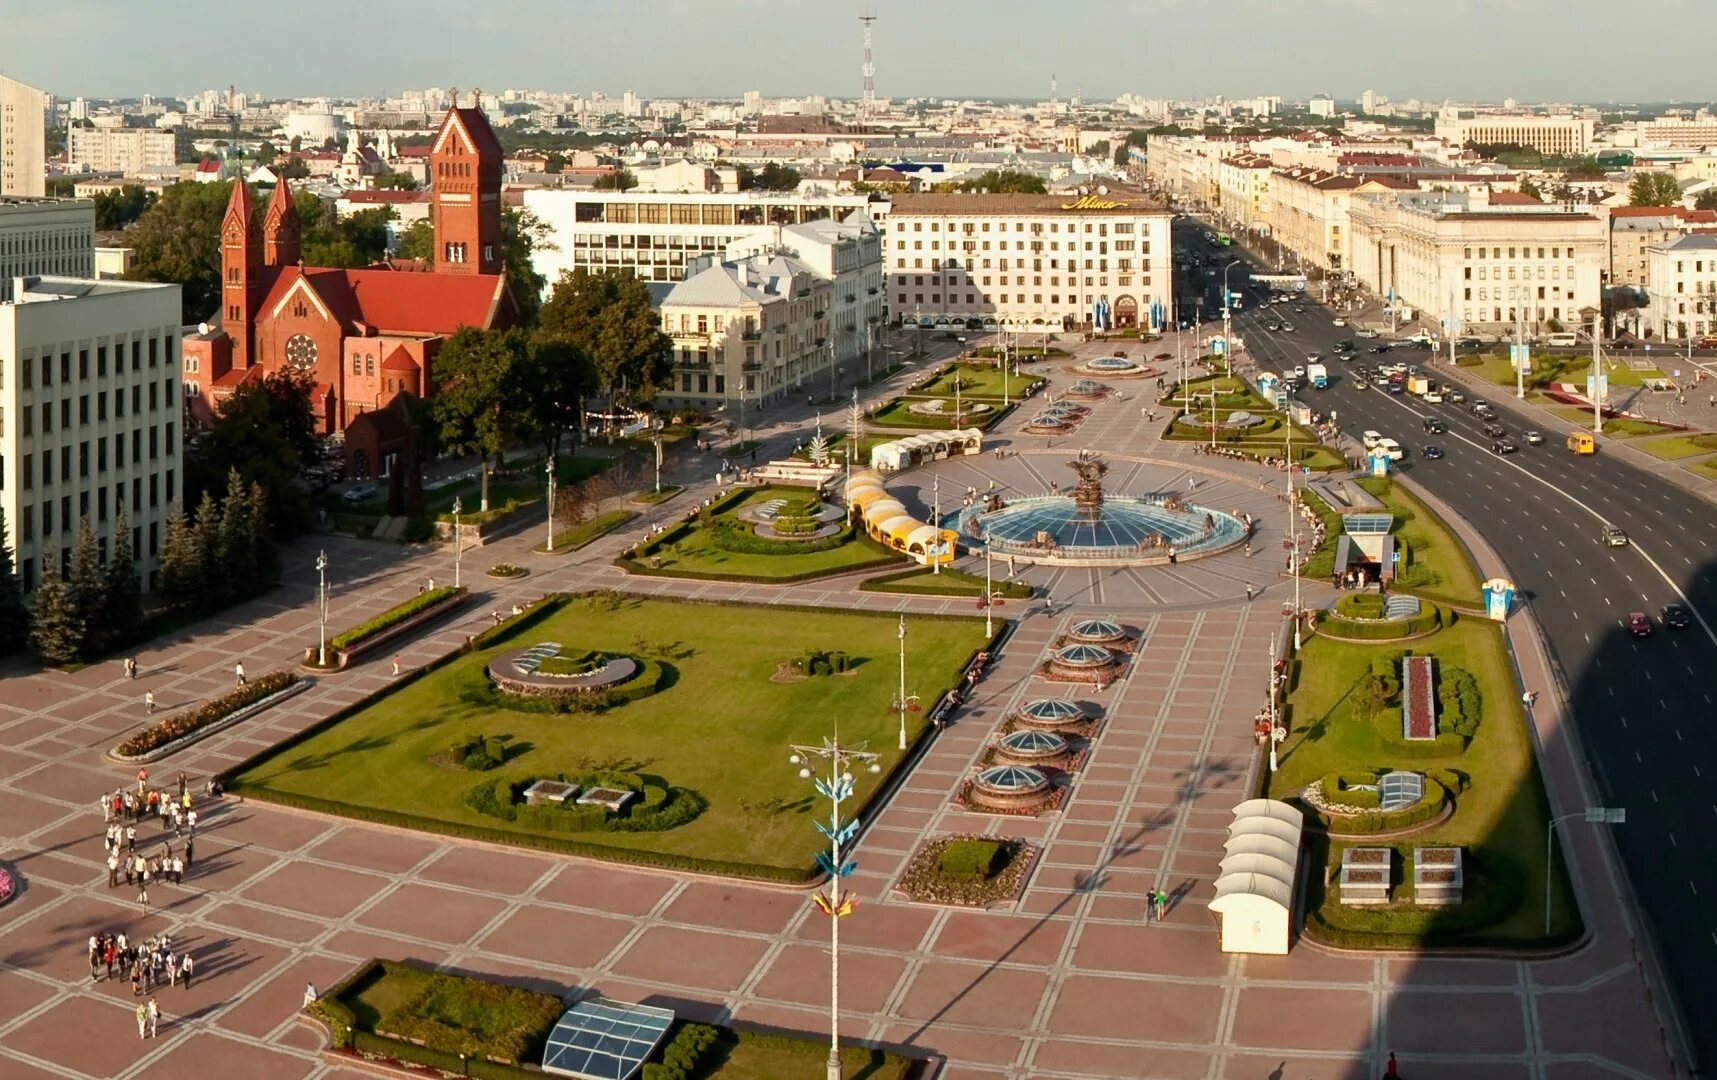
[1319,775,1449,835]
[466,773,706,835]
[487,562,525,578]
[483,735,505,762]
[329,586,461,651]
[938,838,1005,879]
[1439,666,1483,738]
[643,1022,721,1080]
[115,671,296,758]
[708,518,854,556]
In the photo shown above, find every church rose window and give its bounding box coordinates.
[285,334,318,371]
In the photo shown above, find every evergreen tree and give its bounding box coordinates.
[69,516,109,657]
[193,491,223,605]
[29,559,85,667]
[158,508,206,613]
[0,506,28,655]
[106,508,143,649]
[249,480,281,586]
[216,469,255,592]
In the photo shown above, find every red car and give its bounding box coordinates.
[1625,612,1653,638]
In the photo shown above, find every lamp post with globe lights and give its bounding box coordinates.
[545,459,557,552]
[451,498,463,589]
[315,550,329,667]
[789,735,881,1080]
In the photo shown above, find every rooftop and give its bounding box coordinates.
[890,189,1168,217]
[10,276,172,303]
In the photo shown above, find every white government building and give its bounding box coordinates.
[1,276,184,593]
[0,196,98,300]
[882,190,1174,333]
[1646,234,1717,342]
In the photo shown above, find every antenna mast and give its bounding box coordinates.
[859,2,878,119]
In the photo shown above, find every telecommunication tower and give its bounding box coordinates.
[859,3,878,118]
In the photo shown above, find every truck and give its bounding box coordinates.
[1306,363,1329,389]
[1407,376,1431,396]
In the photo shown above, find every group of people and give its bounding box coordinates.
[87,930,192,996]
[102,772,205,912]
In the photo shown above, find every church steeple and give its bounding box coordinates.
[430,95,503,276]
[219,180,262,367]
[262,178,301,268]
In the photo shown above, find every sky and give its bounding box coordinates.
[1,0,1713,105]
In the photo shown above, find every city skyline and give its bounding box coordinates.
[1,0,1715,105]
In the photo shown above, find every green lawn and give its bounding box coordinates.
[1635,433,1717,460]
[1601,417,1676,438]
[1354,477,1483,607]
[1691,457,1717,480]
[1271,617,1576,945]
[534,509,637,553]
[333,455,614,520]
[629,487,905,582]
[910,364,1043,399]
[1463,353,1661,388]
[233,595,984,875]
[859,566,1033,599]
[866,398,1009,431]
[789,431,896,465]
[631,485,684,505]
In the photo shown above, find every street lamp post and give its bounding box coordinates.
[545,459,557,552]
[451,497,463,588]
[931,476,941,576]
[896,614,909,750]
[1546,806,1624,933]
[983,531,994,638]
[788,735,881,1080]
[1286,413,1302,649]
[315,550,329,667]
[651,422,664,494]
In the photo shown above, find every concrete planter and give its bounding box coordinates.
[108,678,311,764]
[302,589,472,672]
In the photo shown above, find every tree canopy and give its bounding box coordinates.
[593,168,638,191]
[190,368,320,533]
[741,163,802,191]
[431,327,529,509]
[125,179,242,321]
[93,185,157,231]
[536,269,673,416]
[1629,171,1684,207]
[949,169,1047,194]
[1695,189,1717,212]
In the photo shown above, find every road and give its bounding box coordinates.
[1175,221,1717,1072]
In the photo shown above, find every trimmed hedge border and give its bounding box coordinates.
[111,674,308,763]
[618,523,907,585]
[860,567,1035,599]
[225,591,1002,885]
[1315,604,1445,642]
[305,588,472,672]
[533,509,638,555]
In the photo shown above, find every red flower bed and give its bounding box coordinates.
[116,671,297,758]
[1401,656,1436,741]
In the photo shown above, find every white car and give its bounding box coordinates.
[1361,430,1384,449]
[1356,327,1379,338]
[1291,365,1307,379]
[1332,317,1347,327]
[1423,391,1444,403]
[1375,438,1405,460]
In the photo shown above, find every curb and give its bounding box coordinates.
[108,678,312,764]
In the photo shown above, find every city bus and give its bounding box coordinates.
[1215,234,1234,246]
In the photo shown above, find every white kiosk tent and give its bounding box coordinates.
[1208,799,1304,955]
[869,429,984,473]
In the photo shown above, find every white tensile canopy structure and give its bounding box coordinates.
[869,429,984,472]
[1208,799,1303,955]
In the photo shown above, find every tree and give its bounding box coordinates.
[514,335,598,461]
[952,169,1047,194]
[543,151,567,174]
[1629,171,1682,207]
[1086,140,1110,160]
[93,185,157,231]
[396,218,433,262]
[0,506,27,655]
[29,559,84,667]
[502,206,550,328]
[106,508,143,649]
[278,159,311,180]
[193,368,319,534]
[373,170,419,191]
[158,508,206,613]
[126,179,244,321]
[593,168,638,191]
[752,163,802,191]
[1517,176,1543,201]
[1695,189,1717,212]
[192,492,223,603]
[536,269,673,419]
[215,469,255,593]
[301,205,394,268]
[69,516,109,656]
[1113,142,1131,168]
[249,480,281,585]
[432,327,529,510]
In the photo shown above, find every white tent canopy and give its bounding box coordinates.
[1208,799,1304,955]
[870,429,984,472]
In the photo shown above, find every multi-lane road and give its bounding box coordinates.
[1176,224,1717,1071]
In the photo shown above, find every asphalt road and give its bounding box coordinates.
[1175,224,1717,1072]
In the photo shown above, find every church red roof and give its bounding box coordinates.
[260,265,508,337]
[381,345,420,371]
[440,107,503,160]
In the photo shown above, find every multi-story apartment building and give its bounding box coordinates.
[883,191,1174,332]
[0,276,183,593]
[1605,205,1717,291]
[1638,113,1717,150]
[1216,154,1274,235]
[1646,235,1717,342]
[0,196,97,300]
[1267,169,1416,273]
[1347,188,1605,332]
[0,75,47,197]
[67,127,182,177]
[1433,107,1593,156]
[523,189,876,288]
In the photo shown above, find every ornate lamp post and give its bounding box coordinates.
[983,531,994,638]
[450,498,462,589]
[545,459,558,552]
[315,550,329,667]
[789,735,881,1080]
[896,614,909,750]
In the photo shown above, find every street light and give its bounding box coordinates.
[651,420,664,494]
[315,550,329,667]
[1546,806,1624,933]
[451,497,463,588]
[545,458,557,552]
[788,735,881,1080]
[896,614,909,749]
[983,531,994,638]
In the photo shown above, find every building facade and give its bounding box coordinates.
[1605,205,1717,291]
[1433,108,1593,156]
[1646,234,1717,341]
[1,197,97,300]
[0,76,46,197]
[67,127,182,177]
[882,191,1174,331]
[1347,188,1605,331]
[0,276,182,593]
[523,189,875,288]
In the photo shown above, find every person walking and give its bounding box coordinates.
[125,823,136,853]
[183,836,194,870]
[303,983,319,1008]
[136,1001,148,1040]
[147,996,160,1038]
[137,880,150,914]
[391,654,401,677]
[107,851,120,888]
[178,952,193,989]
[1246,583,1255,602]
[234,661,246,688]
[1384,1050,1399,1078]
[144,691,155,716]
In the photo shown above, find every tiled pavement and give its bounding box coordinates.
[0,342,1679,1078]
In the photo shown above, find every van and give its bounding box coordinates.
[1546,332,1578,348]
[1361,430,1384,449]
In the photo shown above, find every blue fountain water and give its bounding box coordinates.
[952,495,1245,558]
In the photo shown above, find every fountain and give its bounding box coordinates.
[952,454,1248,567]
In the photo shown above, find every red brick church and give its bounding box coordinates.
[183,95,517,467]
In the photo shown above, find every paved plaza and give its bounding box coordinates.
[0,342,1679,1078]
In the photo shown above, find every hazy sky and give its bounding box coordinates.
[1,0,1713,104]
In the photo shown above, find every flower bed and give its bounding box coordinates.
[113,671,300,760]
[330,587,463,652]
[895,835,1037,907]
[486,563,526,578]
[0,867,15,906]
[1401,656,1436,740]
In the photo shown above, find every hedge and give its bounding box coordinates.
[478,657,668,714]
[708,518,854,555]
[1311,775,1449,835]
[1438,666,1483,739]
[642,1022,721,1080]
[618,535,906,585]
[1298,489,1345,580]
[329,586,463,651]
[115,671,297,758]
[1317,604,1443,641]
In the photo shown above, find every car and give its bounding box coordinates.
[1525,430,1545,446]
[1424,445,1445,459]
[1356,327,1379,338]
[1625,611,1653,638]
[1361,430,1384,448]
[1423,418,1447,433]
[1447,390,1467,404]
[1368,344,1391,354]
[1336,340,1356,352]
[1601,525,1629,547]
[1662,603,1693,630]
[1387,381,1405,394]
[1333,317,1347,326]
[1279,323,1295,333]
[1491,439,1518,454]
[341,483,378,504]
[1423,391,1444,403]
[1265,320,1282,331]
[1376,438,1405,460]
[1482,423,1507,438]
[1291,365,1306,379]
[1352,377,1369,390]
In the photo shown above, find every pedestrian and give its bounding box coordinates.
[179,953,193,989]
[173,854,184,884]
[125,824,136,852]
[136,1001,148,1040]
[234,661,246,687]
[108,851,120,888]
[137,881,150,914]
[184,837,194,869]
[147,997,160,1038]
[1246,583,1255,601]
[1384,1050,1399,1078]
[391,654,401,676]
[186,808,197,833]
[131,962,143,998]
[144,691,155,716]
[303,983,319,1008]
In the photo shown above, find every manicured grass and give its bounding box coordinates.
[789,431,897,465]
[1464,353,1661,388]
[1691,457,1717,480]
[1635,433,1717,460]
[910,364,1043,399]
[866,398,1009,431]
[631,487,904,581]
[1601,417,1676,438]
[631,485,683,505]
[860,566,1033,599]
[232,595,984,874]
[698,1029,912,1080]
[533,509,637,553]
[1354,477,1483,607]
[1271,617,1576,945]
